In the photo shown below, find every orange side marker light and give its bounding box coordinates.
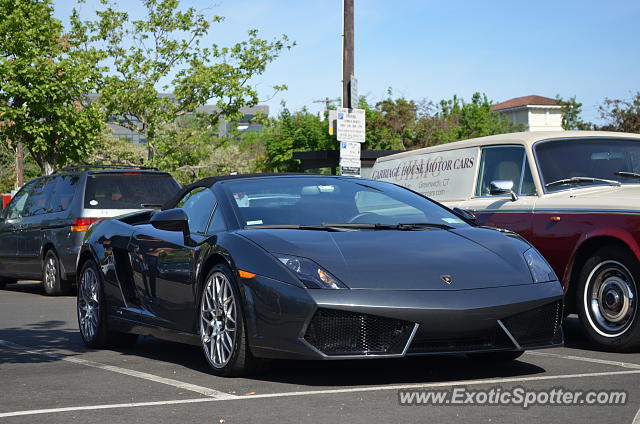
[550,216,561,222]
[238,270,256,279]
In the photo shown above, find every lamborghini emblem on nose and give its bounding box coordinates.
[441,275,453,285]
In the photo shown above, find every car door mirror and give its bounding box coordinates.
[453,207,477,224]
[150,208,192,245]
[489,180,518,201]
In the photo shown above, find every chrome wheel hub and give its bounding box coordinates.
[586,260,636,337]
[45,256,57,288]
[78,267,99,340]
[200,272,237,368]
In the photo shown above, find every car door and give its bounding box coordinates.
[0,183,34,278]
[458,145,538,240]
[16,177,58,278]
[131,187,218,331]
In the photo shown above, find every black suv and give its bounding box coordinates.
[0,165,180,295]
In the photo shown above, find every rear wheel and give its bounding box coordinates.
[77,260,137,348]
[43,250,71,296]
[199,265,256,376]
[577,246,639,352]
[467,351,524,362]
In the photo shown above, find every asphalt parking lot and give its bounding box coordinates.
[1,282,639,424]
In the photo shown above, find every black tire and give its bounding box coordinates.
[43,250,71,296]
[199,264,257,377]
[77,260,137,349]
[577,246,640,352]
[467,350,525,362]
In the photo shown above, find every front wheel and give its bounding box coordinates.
[77,260,137,348]
[199,265,256,376]
[577,246,639,352]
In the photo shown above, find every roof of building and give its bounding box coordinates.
[491,95,559,111]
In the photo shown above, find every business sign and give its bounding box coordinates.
[336,107,365,143]
[340,141,361,159]
[370,147,480,201]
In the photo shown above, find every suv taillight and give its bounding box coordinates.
[71,218,103,232]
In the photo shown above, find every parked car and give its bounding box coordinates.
[0,165,181,295]
[76,174,563,376]
[371,130,640,351]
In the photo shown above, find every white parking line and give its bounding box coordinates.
[0,339,235,399]
[526,351,640,369]
[2,369,640,418]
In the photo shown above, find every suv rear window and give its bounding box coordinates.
[84,173,179,210]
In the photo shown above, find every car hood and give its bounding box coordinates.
[542,184,640,210]
[239,227,534,290]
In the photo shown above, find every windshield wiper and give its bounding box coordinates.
[244,224,347,232]
[614,171,640,179]
[322,222,453,231]
[545,176,621,188]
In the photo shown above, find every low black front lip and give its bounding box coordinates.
[244,277,564,360]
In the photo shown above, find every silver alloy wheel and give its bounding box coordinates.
[44,255,57,290]
[200,272,237,368]
[584,260,637,337]
[78,266,100,341]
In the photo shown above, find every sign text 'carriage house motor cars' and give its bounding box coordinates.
[76,174,563,376]
[371,131,640,352]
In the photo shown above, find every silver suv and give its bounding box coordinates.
[0,165,180,295]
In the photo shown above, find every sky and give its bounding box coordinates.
[54,0,640,124]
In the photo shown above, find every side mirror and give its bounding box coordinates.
[150,209,192,245]
[453,207,477,224]
[489,180,518,202]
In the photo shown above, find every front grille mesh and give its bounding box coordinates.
[502,300,563,347]
[304,309,415,356]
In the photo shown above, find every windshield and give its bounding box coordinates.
[536,138,640,192]
[84,173,180,209]
[223,177,469,229]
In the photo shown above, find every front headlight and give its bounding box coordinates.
[523,248,557,283]
[274,254,347,289]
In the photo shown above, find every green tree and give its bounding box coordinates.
[556,95,591,130]
[0,0,105,175]
[359,92,417,150]
[256,105,336,172]
[598,92,640,133]
[411,93,523,148]
[80,0,293,165]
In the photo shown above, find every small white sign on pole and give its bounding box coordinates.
[336,107,365,143]
[339,157,361,177]
[339,141,361,159]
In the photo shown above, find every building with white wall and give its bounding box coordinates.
[491,95,563,132]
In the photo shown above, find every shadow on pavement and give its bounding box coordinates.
[2,281,77,297]
[120,336,547,386]
[0,307,608,387]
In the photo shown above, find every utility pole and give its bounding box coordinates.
[313,97,340,112]
[342,0,354,109]
[15,141,24,189]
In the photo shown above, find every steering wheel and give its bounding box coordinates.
[348,212,381,223]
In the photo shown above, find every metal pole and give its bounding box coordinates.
[342,0,354,109]
[15,141,24,189]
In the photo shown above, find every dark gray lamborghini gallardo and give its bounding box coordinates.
[76,174,564,376]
